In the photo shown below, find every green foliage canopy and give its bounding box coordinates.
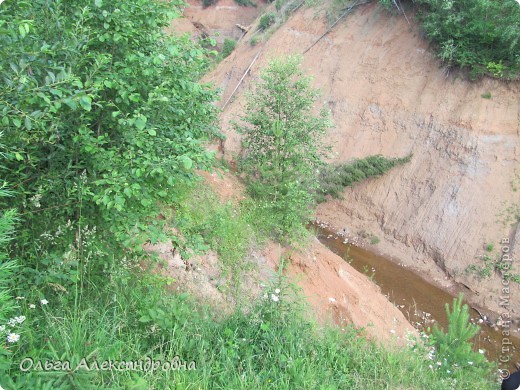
[0,0,219,247]
[415,0,520,78]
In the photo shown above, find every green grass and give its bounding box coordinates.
[1,268,497,389]
[0,179,497,389]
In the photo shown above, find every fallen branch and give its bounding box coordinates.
[221,50,262,110]
[302,0,372,55]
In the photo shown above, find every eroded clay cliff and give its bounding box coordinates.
[198,1,520,319]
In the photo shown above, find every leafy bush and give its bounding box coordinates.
[221,38,237,59]
[0,0,219,251]
[316,154,411,201]
[414,0,520,79]
[259,12,277,30]
[234,56,332,241]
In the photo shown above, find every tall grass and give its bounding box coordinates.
[1,268,497,389]
[0,181,497,389]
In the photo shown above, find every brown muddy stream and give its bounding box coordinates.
[314,226,520,372]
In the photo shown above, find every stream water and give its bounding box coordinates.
[314,225,520,372]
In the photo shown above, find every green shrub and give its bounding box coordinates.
[259,12,276,30]
[221,38,237,59]
[481,92,492,99]
[234,0,257,6]
[370,235,380,245]
[203,0,216,7]
[0,0,219,251]
[414,0,520,79]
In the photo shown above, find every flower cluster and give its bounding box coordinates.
[263,288,281,303]
[1,298,49,344]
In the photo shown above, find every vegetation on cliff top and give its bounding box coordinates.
[380,0,520,79]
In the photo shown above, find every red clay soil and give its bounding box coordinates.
[261,239,418,346]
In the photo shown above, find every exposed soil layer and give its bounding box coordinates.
[260,239,418,346]
[200,1,520,320]
[170,0,266,46]
[149,169,417,346]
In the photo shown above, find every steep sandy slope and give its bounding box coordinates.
[205,2,520,318]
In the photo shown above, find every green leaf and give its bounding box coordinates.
[147,129,156,136]
[135,115,147,131]
[24,116,32,130]
[12,118,21,128]
[79,96,92,111]
[64,98,77,110]
[15,153,23,161]
[95,0,103,7]
[181,156,193,170]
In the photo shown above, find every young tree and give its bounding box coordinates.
[234,56,332,239]
[430,294,490,372]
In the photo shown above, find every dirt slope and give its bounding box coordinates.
[170,0,266,46]
[260,239,417,346]
[203,2,520,318]
[147,169,417,346]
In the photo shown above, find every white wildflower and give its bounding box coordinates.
[437,361,442,366]
[468,361,473,365]
[29,304,36,309]
[15,296,25,300]
[30,193,42,208]
[478,349,485,354]
[271,294,279,302]
[274,288,281,294]
[7,333,20,343]
[0,325,5,332]
[14,316,25,324]
[390,329,396,334]
[41,299,49,305]
[8,318,16,327]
